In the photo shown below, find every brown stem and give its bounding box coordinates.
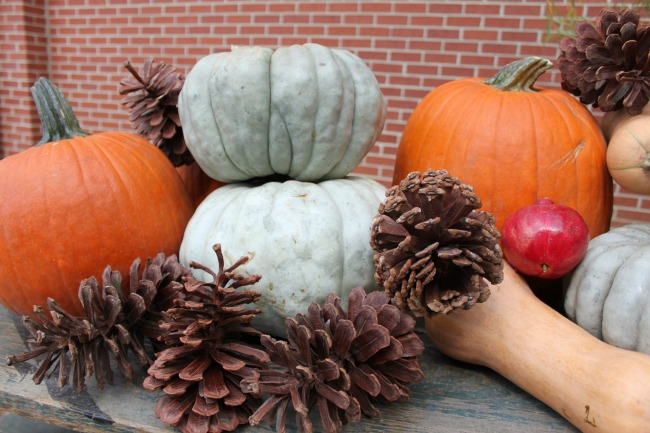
[30,77,90,145]
[484,57,553,92]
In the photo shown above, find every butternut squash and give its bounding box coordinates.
[425,263,650,433]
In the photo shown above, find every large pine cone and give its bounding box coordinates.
[244,286,424,433]
[558,8,650,115]
[371,169,503,317]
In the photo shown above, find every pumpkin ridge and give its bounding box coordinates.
[0,152,46,312]
[180,53,248,182]
[323,49,386,180]
[209,53,264,180]
[603,247,650,350]
[315,180,347,295]
[296,44,353,180]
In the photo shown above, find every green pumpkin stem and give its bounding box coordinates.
[31,77,90,145]
[484,57,553,92]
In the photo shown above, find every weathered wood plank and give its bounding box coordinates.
[0,306,578,433]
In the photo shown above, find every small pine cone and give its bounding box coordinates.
[5,253,191,393]
[244,286,425,433]
[558,8,650,115]
[370,170,504,317]
[130,253,193,348]
[144,244,270,433]
[5,300,100,393]
[120,58,193,166]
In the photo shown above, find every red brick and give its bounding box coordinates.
[374,39,406,50]
[463,29,499,41]
[241,3,267,13]
[465,4,501,15]
[394,3,426,13]
[444,41,480,53]
[411,15,444,27]
[504,5,543,16]
[360,3,391,13]
[427,28,460,39]
[390,27,424,38]
[615,209,650,222]
[426,3,463,14]
[269,3,295,13]
[313,14,341,24]
[298,2,327,12]
[344,14,374,24]
[253,15,280,24]
[614,196,640,207]
[359,27,390,37]
[485,17,521,29]
[328,3,358,12]
[447,16,481,27]
[377,15,408,26]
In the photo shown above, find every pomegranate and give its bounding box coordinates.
[501,198,590,279]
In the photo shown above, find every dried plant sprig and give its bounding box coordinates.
[244,286,425,433]
[370,169,504,317]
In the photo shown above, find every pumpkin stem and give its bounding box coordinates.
[484,57,553,92]
[30,77,90,145]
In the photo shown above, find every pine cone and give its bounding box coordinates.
[244,286,425,433]
[120,58,193,166]
[370,170,503,317]
[143,244,270,433]
[5,253,190,393]
[558,8,650,115]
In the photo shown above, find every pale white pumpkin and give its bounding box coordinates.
[178,43,387,183]
[564,223,650,354]
[179,176,386,336]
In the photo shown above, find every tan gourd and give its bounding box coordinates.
[426,263,650,433]
[600,105,650,194]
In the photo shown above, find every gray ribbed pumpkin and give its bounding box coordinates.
[179,176,386,337]
[565,224,650,354]
[178,43,386,183]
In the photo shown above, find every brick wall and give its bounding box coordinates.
[1,0,649,227]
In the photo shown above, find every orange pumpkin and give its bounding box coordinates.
[176,162,224,208]
[0,77,194,317]
[394,57,613,238]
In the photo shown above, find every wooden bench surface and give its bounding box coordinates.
[0,305,579,433]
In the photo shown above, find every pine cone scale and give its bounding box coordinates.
[156,393,196,426]
[178,356,212,381]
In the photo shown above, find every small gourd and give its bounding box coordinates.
[600,105,650,194]
[565,223,650,354]
[178,43,387,183]
[179,176,386,336]
[427,263,650,433]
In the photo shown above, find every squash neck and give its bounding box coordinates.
[484,57,553,92]
[30,77,90,145]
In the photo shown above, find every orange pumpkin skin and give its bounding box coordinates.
[0,130,194,317]
[176,162,224,208]
[394,58,613,239]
